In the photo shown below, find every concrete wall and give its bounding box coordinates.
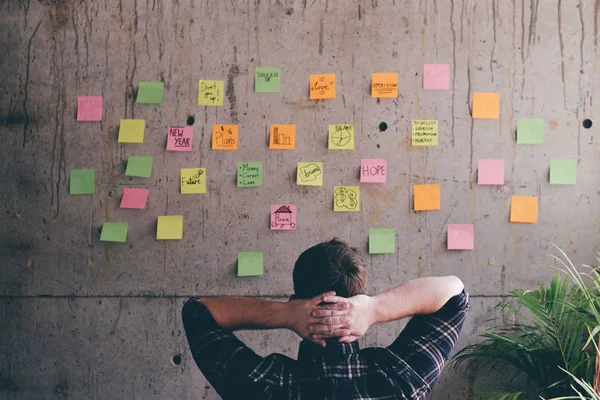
[1,1,598,399]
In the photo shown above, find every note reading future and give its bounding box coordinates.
[180,168,207,194]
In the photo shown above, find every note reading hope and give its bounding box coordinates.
[360,159,386,183]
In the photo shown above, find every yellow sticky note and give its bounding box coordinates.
[371,73,398,98]
[414,184,441,211]
[118,119,145,143]
[412,120,438,146]
[334,186,360,212]
[510,196,538,223]
[472,92,500,119]
[180,168,206,194]
[309,73,336,99]
[157,215,183,240]
[328,124,354,150]
[269,125,296,149]
[297,162,323,186]
[198,80,224,106]
[212,124,238,150]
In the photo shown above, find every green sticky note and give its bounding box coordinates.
[238,251,264,276]
[100,222,128,243]
[517,119,544,144]
[550,159,577,185]
[70,168,95,195]
[136,82,164,104]
[126,156,154,178]
[369,228,396,254]
[237,162,263,187]
[255,67,280,93]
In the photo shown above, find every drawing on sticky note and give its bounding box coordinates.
[309,74,336,99]
[269,125,296,149]
[167,126,193,151]
[328,124,354,149]
[212,124,238,150]
[181,168,206,194]
[198,80,224,106]
[270,205,297,230]
[297,162,323,185]
[412,120,438,146]
[334,186,360,212]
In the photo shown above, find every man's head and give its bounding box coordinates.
[293,239,367,299]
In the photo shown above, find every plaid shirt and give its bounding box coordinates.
[182,290,469,400]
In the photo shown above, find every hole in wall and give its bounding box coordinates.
[172,354,182,365]
[186,116,195,126]
[583,119,592,129]
[378,122,388,132]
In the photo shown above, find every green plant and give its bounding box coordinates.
[452,246,599,400]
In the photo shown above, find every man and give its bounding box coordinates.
[182,239,469,399]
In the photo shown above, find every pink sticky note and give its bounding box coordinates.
[77,96,103,121]
[478,159,504,185]
[360,159,387,183]
[448,224,474,250]
[423,64,450,90]
[166,126,193,151]
[120,188,149,209]
[270,204,297,230]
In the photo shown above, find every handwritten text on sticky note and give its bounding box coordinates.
[167,126,193,151]
[198,80,224,106]
[412,120,438,146]
[309,74,336,99]
[237,162,263,187]
[255,67,280,93]
[360,159,386,183]
[269,125,296,149]
[297,162,323,186]
[328,124,354,150]
[181,168,206,194]
[77,96,103,121]
[270,204,297,230]
[212,124,238,150]
[371,73,398,98]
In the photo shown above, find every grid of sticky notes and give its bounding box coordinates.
[70,67,568,262]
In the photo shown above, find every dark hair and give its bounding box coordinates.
[293,239,367,299]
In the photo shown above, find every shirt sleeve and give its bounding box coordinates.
[181,297,271,400]
[386,289,470,391]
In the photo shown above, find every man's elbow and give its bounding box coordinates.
[446,275,464,296]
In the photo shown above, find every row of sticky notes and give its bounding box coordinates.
[368,225,475,252]
[100,215,184,242]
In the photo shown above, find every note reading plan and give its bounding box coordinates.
[412,120,438,146]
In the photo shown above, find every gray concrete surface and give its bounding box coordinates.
[1,0,598,399]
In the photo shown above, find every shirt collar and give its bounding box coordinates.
[298,339,360,361]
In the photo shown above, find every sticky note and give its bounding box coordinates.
[181,168,207,194]
[412,120,438,146]
[550,159,577,185]
[371,73,398,98]
[198,80,224,106]
[478,159,505,185]
[360,159,386,183]
[118,119,145,143]
[369,228,396,254]
[166,126,193,151]
[77,96,102,121]
[309,73,336,99]
[120,188,149,209]
[269,124,296,149]
[270,204,297,230]
[334,186,360,212]
[447,224,474,250]
[125,156,153,178]
[423,64,450,90]
[517,119,544,144]
[510,196,538,224]
[212,124,238,150]
[238,251,264,276]
[328,124,354,150]
[414,184,441,211]
[255,67,280,93]
[69,168,95,195]
[297,162,323,186]
[237,162,263,187]
[157,215,183,240]
[472,92,500,119]
[136,81,164,104]
[100,222,128,243]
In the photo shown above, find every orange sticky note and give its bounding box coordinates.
[309,73,336,100]
[269,125,296,149]
[472,92,500,119]
[510,196,538,223]
[212,124,238,150]
[371,73,398,98]
[414,184,441,211]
